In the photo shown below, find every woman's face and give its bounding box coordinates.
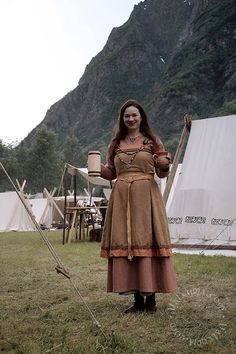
[123,105,142,132]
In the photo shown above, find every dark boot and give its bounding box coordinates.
[145,293,156,313]
[124,293,145,313]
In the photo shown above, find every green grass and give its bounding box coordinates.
[0,231,235,353]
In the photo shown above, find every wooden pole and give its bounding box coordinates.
[67,209,78,244]
[44,188,65,220]
[73,174,77,240]
[163,114,192,205]
[39,187,56,225]
[63,167,67,244]
[73,174,77,207]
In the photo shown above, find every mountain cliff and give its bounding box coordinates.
[24,0,236,160]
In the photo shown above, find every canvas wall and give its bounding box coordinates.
[167,115,236,247]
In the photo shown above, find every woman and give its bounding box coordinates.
[100,99,177,313]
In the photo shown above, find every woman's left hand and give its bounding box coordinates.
[153,151,171,170]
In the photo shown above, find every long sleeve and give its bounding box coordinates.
[101,163,117,181]
[152,137,171,179]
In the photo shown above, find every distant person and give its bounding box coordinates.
[100,99,177,313]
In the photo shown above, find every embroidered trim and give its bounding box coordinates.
[101,247,172,258]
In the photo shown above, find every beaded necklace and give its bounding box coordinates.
[127,134,141,143]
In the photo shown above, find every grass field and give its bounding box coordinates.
[0,231,235,354]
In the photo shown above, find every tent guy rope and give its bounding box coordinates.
[0,160,107,339]
[199,217,236,255]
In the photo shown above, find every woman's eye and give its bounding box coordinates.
[124,114,138,118]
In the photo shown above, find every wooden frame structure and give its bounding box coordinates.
[62,163,105,244]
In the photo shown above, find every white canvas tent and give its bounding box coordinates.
[156,164,182,210]
[0,191,35,232]
[167,115,236,249]
[30,198,53,227]
[0,191,54,232]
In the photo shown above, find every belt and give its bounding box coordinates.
[117,173,154,261]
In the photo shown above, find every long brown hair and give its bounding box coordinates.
[107,99,162,164]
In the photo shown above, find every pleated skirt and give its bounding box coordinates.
[107,256,177,293]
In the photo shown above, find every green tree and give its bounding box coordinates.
[63,134,85,166]
[26,126,61,193]
[14,141,30,183]
[62,135,87,194]
[0,140,18,192]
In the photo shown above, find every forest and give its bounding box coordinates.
[0,127,87,194]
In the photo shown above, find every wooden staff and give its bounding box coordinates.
[0,160,107,338]
[163,114,192,205]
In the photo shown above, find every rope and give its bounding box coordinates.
[199,217,236,255]
[0,160,107,339]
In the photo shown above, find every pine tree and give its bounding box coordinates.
[62,135,87,194]
[63,135,84,166]
[26,126,61,193]
[0,140,18,192]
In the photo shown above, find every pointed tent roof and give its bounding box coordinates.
[168,115,236,249]
[0,191,35,232]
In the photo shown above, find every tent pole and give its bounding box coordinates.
[63,164,67,244]
[39,187,56,225]
[73,174,77,207]
[73,173,78,240]
[163,114,192,205]
[44,188,64,220]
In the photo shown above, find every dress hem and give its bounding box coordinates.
[101,247,172,258]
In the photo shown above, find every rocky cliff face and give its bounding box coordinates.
[25,0,236,158]
[147,0,236,140]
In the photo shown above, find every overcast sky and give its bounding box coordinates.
[0,0,140,144]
